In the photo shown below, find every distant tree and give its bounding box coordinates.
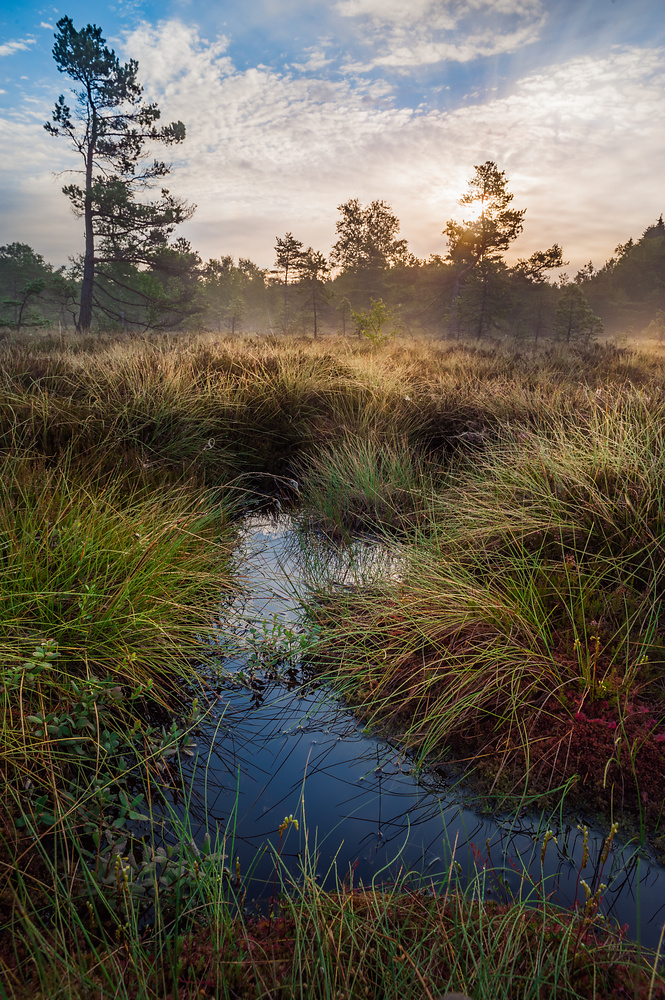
[48,267,80,328]
[0,243,52,331]
[2,279,47,333]
[330,199,409,313]
[444,162,525,340]
[646,308,665,344]
[576,215,665,334]
[575,261,595,284]
[511,244,567,345]
[444,162,525,268]
[90,238,201,330]
[237,258,268,328]
[351,297,397,345]
[455,260,513,341]
[201,256,243,332]
[274,233,304,332]
[513,245,567,284]
[602,220,664,302]
[614,238,635,261]
[335,295,352,336]
[555,283,603,347]
[0,243,51,296]
[643,214,665,240]
[330,199,408,276]
[225,294,244,335]
[297,248,330,338]
[238,257,265,283]
[44,16,192,331]
[200,255,268,333]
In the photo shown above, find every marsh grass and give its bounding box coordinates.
[306,383,665,826]
[0,445,235,922]
[4,329,665,996]
[2,333,661,488]
[0,455,231,668]
[2,808,663,999]
[296,436,438,537]
[436,388,665,575]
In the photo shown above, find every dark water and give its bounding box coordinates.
[172,516,665,949]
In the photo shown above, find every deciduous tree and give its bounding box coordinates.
[201,255,266,333]
[330,199,408,274]
[351,298,397,345]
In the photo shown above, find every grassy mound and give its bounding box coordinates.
[306,385,665,831]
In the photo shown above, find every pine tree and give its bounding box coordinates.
[512,244,567,345]
[444,161,525,340]
[274,234,304,332]
[45,17,192,331]
[555,284,603,347]
[297,248,330,338]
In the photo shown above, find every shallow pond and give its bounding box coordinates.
[172,515,665,949]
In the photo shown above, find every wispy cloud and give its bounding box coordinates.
[0,106,82,264]
[1,19,662,274]
[0,37,36,57]
[120,22,663,268]
[334,0,546,68]
[290,46,334,73]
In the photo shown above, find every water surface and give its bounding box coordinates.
[174,515,665,948]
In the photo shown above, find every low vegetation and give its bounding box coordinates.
[305,377,665,838]
[2,328,665,997]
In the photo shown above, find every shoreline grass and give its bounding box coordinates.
[3,328,665,996]
[3,808,664,999]
[298,375,665,844]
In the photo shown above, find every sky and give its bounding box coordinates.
[1,0,664,274]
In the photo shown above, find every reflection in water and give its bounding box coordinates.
[171,516,665,948]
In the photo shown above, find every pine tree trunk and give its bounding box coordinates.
[476,273,488,340]
[78,143,95,332]
[448,285,460,338]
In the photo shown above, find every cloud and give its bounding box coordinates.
[0,38,36,57]
[1,19,662,276]
[334,0,546,68]
[118,22,664,270]
[0,109,82,265]
[40,22,55,30]
[290,46,334,73]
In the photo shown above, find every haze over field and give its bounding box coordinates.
[1,0,663,272]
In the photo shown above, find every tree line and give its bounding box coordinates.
[2,16,663,345]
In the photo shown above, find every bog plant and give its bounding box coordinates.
[352,297,398,345]
[3,330,665,998]
[213,614,322,695]
[6,637,198,841]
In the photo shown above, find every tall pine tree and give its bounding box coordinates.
[45,17,193,330]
